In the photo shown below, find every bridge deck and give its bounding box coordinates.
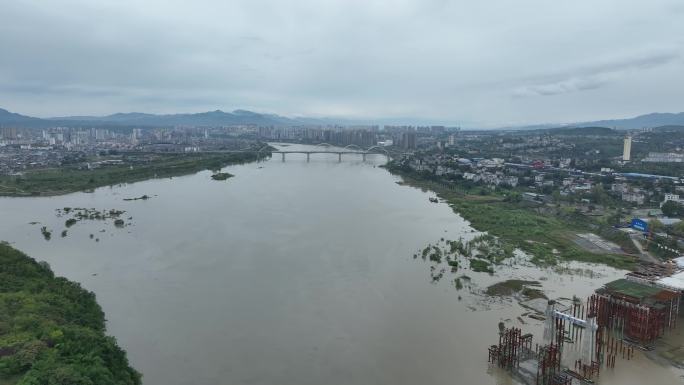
[272,151,372,154]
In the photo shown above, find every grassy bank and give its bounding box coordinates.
[0,152,267,197]
[390,168,636,270]
[0,242,140,385]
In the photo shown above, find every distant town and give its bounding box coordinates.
[390,125,684,263]
[3,112,684,275]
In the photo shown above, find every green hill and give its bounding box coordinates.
[0,242,140,385]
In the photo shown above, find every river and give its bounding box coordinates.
[0,144,681,385]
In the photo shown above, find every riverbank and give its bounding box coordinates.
[388,166,636,270]
[0,151,268,197]
[0,242,140,385]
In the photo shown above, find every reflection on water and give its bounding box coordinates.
[0,144,681,385]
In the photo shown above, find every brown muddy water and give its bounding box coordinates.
[0,144,681,385]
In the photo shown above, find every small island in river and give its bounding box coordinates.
[211,172,233,181]
[123,194,151,201]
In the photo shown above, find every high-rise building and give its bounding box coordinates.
[401,132,416,150]
[622,135,632,161]
[1,127,18,139]
[95,129,109,141]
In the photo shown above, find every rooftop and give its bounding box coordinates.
[603,278,668,301]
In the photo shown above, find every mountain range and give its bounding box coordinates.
[575,112,684,130]
[0,108,300,128]
[1,107,684,130]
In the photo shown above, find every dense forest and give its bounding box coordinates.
[0,242,140,385]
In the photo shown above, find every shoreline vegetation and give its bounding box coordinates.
[388,164,637,270]
[0,242,141,385]
[0,151,270,197]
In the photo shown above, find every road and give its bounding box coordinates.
[628,232,659,263]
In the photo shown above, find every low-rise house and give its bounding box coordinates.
[612,183,628,194]
[622,191,646,205]
[523,192,545,202]
[463,172,477,181]
[478,159,501,169]
[502,176,519,187]
[572,182,593,193]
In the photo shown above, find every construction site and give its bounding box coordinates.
[487,257,684,385]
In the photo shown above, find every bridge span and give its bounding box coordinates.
[210,146,392,162]
[271,150,389,162]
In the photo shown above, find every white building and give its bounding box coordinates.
[662,194,684,207]
[643,152,684,163]
[622,135,632,161]
[463,172,477,181]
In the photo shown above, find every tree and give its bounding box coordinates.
[504,192,522,203]
[661,200,684,218]
[649,219,665,233]
[590,185,611,206]
[0,243,141,385]
[673,220,684,235]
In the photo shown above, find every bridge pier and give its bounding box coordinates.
[306,153,310,162]
[362,153,366,161]
[281,152,285,162]
[338,153,342,162]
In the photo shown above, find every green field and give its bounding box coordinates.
[0,152,267,197]
[391,169,636,270]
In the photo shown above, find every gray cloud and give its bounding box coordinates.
[1,0,684,126]
[513,78,607,97]
[513,51,681,97]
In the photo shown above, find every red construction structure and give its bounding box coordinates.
[591,278,681,346]
[536,343,566,385]
[487,278,681,385]
[488,327,533,369]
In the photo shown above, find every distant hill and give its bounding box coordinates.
[576,112,684,130]
[2,107,684,130]
[543,126,619,136]
[48,109,299,127]
[0,108,301,128]
[501,112,684,132]
[0,108,45,127]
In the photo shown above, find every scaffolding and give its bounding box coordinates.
[535,343,563,385]
[487,277,682,385]
[488,327,533,369]
[588,285,680,346]
[486,293,661,385]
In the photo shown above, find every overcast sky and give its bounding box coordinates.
[1,0,683,127]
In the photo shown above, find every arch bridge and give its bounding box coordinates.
[220,145,392,162]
